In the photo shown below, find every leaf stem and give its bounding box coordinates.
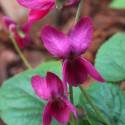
[69,85,78,125]
[67,1,83,124]
[79,86,111,125]
[10,34,32,70]
[74,0,83,24]
[69,85,74,104]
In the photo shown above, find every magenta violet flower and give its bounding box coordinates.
[31,72,77,125]
[16,0,79,23]
[41,17,105,87]
[2,16,31,49]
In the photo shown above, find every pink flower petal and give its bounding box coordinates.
[13,28,27,49]
[49,98,71,124]
[64,0,79,6]
[2,16,30,49]
[63,98,78,118]
[42,102,52,125]
[63,58,88,86]
[12,23,31,48]
[41,25,70,58]
[31,75,51,100]
[17,0,55,23]
[28,8,52,23]
[22,22,32,33]
[68,17,93,55]
[2,16,16,29]
[79,58,105,82]
[20,22,31,47]
[17,0,55,10]
[46,72,64,97]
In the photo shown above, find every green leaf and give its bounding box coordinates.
[79,83,125,125]
[36,60,62,77]
[0,61,62,125]
[95,33,125,82]
[109,0,125,9]
[78,119,91,125]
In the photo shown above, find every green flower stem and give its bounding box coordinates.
[74,0,83,24]
[67,1,84,124]
[86,115,94,125]
[72,117,77,125]
[79,86,111,125]
[69,85,74,104]
[10,34,32,70]
[68,85,78,125]
[56,0,63,9]
[70,114,78,125]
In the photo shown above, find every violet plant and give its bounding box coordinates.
[0,0,125,125]
[2,16,32,69]
[2,16,31,49]
[31,72,77,125]
[41,17,105,87]
[16,0,79,25]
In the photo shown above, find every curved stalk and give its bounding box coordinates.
[10,34,32,69]
[74,0,83,24]
[67,1,83,125]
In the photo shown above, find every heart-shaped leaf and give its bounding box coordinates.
[0,61,62,125]
[79,83,125,125]
[95,33,125,82]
